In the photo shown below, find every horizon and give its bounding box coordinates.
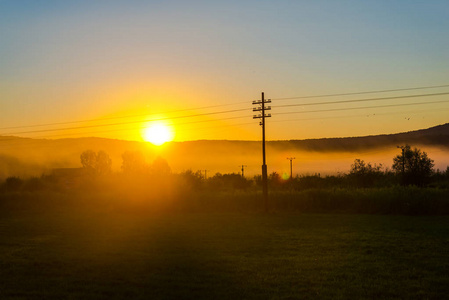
[1,122,448,180]
[2,121,449,143]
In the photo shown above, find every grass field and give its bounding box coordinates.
[1,198,449,300]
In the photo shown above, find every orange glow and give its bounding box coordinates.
[143,122,174,146]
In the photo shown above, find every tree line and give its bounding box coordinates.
[1,145,448,193]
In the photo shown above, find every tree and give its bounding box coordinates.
[179,169,203,189]
[349,159,383,187]
[392,145,434,186]
[95,151,112,175]
[80,150,112,175]
[208,172,251,190]
[4,176,23,191]
[269,172,283,188]
[121,151,147,174]
[80,150,97,173]
[151,156,171,175]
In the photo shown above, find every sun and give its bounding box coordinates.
[143,122,174,146]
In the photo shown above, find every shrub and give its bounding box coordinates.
[4,177,23,192]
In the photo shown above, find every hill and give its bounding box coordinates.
[275,123,449,152]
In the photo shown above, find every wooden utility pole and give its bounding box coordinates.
[240,165,247,178]
[287,157,296,179]
[253,92,271,211]
[203,169,209,180]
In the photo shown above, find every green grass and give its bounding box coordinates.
[1,201,449,299]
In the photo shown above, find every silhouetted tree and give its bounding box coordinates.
[253,175,262,187]
[121,151,147,174]
[349,159,383,187]
[269,172,283,188]
[151,156,171,175]
[95,151,112,175]
[209,172,251,190]
[4,176,23,191]
[179,169,203,189]
[80,150,112,175]
[296,174,325,190]
[392,145,434,186]
[80,150,96,174]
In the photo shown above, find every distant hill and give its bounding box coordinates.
[274,123,449,152]
[1,123,449,178]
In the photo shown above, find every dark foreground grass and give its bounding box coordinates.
[1,204,449,299]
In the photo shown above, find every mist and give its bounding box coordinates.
[1,136,448,180]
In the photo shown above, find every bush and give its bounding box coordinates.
[4,177,23,192]
[23,177,46,192]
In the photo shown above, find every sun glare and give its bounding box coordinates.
[143,122,174,146]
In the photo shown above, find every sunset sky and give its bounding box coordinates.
[1,1,449,142]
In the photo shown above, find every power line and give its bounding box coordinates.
[0,101,250,131]
[269,107,449,124]
[48,120,255,140]
[3,98,448,140]
[9,101,447,141]
[272,92,449,109]
[2,83,449,131]
[271,84,449,101]
[1,108,251,136]
[19,91,444,136]
[2,82,449,142]
[0,116,255,141]
[276,99,449,116]
[0,121,257,150]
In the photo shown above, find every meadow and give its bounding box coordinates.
[1,192,449,299]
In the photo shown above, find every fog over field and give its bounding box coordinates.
[1,124,449,179]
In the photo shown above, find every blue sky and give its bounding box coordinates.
[1,1,449,141]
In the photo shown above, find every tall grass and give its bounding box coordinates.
[1,175,449,215]
[271,186,449,215]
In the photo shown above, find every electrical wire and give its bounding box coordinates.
[269,107,449,124]
[1,97,448,140]
[2,83,449,141]
[276,99,449,116]
[4,96,447,141]
[4,90,444,136]
[9,115,253,140]
[0,101,250,131]
[1,108,251,136]
[272,92,449,109]
[271,84,449,101]
[2,83,449,131]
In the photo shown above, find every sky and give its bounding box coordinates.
[1,0,449,142]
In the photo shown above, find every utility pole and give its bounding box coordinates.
[240,165,247,178]
[203,169,209,180]
[253,92,271,211]
[287,157,296,179]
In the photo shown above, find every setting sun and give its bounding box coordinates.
[143,122,174,146]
